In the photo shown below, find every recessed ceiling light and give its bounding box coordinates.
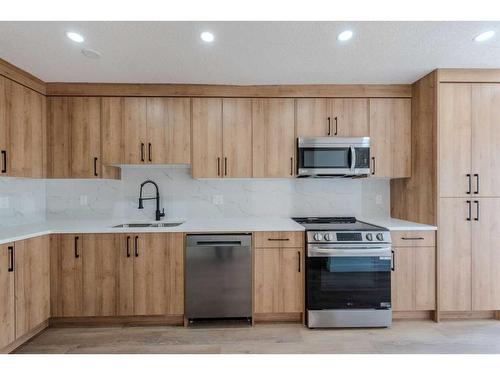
[337,30,353,42]
[66,31,84,43]
[200,31,215,43]
[474,30,495,42]
[81,48,101,59]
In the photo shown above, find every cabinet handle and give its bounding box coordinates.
[466,174,471,194]
[391,249,395,271]
[7,246,14,272]
[217,157,221,176]
[224,157,228,176]
[140,143,145,162]
[466,200,471,221]
[267,238,290,241]
[1,150,6,174]
[290,157,294,176]
[74,236,80,258]
[334,116,338,135]
[371,157,376,175]
[126,236,131,258]
[134,235,139,257]
[401,237,425,241]
[93,157,98,177]
[298,251,301,273]
[327,117,331,136]
[474,200,479,221]
[148,143,152,162]
[474,174,479,194]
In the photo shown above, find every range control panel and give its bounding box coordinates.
[307,231,391,244]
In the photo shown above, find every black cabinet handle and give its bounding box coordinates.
[148,143,152,162]
[217,157,221,176]
[474,200,479,221]
[466,200,471,221]
[134,236,139,257]
[334,116,338,135]
[401,237,425,241]
[126,236,131,258]
[7,246,14,272]
[1,150,6,174]
[327,117,331,136]
[391,249,395,271]
[290,157,294,176]
[224,157,228,176]
[298,251,301,273]
[267,238,290,241]
[466,174,471,194]
[371,157,376,175]
[74,236,80,258]
[140,143,145,162]
[474,174,479,194]
[93,157,98,177]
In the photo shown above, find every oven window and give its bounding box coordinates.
[300,148,350,168]
[307,256,391,310]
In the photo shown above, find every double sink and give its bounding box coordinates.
[113,222,184,228]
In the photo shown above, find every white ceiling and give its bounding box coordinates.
[0,21,499,84]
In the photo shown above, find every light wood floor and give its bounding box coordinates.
[13,320,500,354]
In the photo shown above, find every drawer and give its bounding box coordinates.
[391,231,435,247]
[254,231,304,248]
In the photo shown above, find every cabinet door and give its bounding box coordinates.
[369,98,411,178]
[7,81,44,178]
[164,98,191,164]
[47,97,71,178]
[145,97,168,164]
[439,198,472,311]
[439,83,472,197]
[100,97,122,179]
[165,233,184,315]
[14,236,50,338]
[117,234,134,316]
[329,98,369,137]
[254,248,281,313]
[51,234,84,317]
[280,248,303,313]
[415,247,436,310]
[222,98,252,177]
[82,234,119,317]
[472,84,500,197]
[70,97,101,178]
[391,247,415,311]
[295,98,328,137]
[133,234,166,315]
[0,77,7,177]
[0,243,15,348]
[252,98,295,178]
[123,98,147,164]
[191,98,222,178]
[472,198,500,310]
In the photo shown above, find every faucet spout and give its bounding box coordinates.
[138,180,165,221]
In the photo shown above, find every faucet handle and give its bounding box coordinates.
[160,208,165,218]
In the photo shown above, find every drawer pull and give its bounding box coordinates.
[267,238,290,241]
[8,246,14,272]
[74,236,80,258]
[401,237,425,240]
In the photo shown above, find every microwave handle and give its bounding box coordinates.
[350,146,356,171]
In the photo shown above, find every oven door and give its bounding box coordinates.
[306,244,392,310]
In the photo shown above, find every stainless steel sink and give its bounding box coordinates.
[113,222,183,228]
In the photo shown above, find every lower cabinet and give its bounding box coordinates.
[0,243,15,349]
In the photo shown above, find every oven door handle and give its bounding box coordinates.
[350,146,356,172]
[308,246,391,258]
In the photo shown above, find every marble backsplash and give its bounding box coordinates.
[1,166,390,226]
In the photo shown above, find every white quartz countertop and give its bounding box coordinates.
[0,217,436,245]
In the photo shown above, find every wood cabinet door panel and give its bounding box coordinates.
[0,77,8,177]
[390,99,411,178]
[14,236,50,338]
[472,84,500,197]
[165,233,184,315]
[100,97,123,179]
[280,248,303,313]
[439,83,472,197]
[146,97,168,164]
[296,98,328,137]
[165,98,191,164]
[82,234,119,317]
[472,198,500,310]
[391,247,415,311]
[254,248,280,313]
[0,243,15,348]
[438,198,472,311]
[191,98,222,178]
[415,246,436,310]
[252,98,295,178]
[48,97,71,178]
[117,234,134,316]
[329,98,369,137]
[123,98,147,164]
[222,98,252,177]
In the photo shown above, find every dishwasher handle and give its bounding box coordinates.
[195,241,242,246]
[186,234,252,247]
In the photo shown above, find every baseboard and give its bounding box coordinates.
[1,320,49,354]
[49,314,184,327]
[253,312,302,323]
[439,311,496,320]
[393,311,434,320]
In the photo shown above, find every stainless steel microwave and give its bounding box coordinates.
[297,137,371,177]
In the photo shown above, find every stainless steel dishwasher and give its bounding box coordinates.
[185,234,252,322]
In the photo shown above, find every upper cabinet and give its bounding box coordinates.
[122,97,191,165]
[369,98,411,178]
[191,98,252,178]
[439,83,500,197]
[253,98,295,178]
[0,77,44,178]
[296,98,369,138]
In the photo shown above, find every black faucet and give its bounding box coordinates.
[138,180,165,221]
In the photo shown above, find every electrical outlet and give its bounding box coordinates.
[0,197,9,209]
[212,195,224,205]
[375,194,383,205]
[80,195,88,206]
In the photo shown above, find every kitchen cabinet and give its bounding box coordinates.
[14,236,50,338]
[253,231,304,248]
[100,97,123,179]
[191,98,252,178]
[296,98,369,137]
[369,98,411,178]
[122,97,191,165]
[0,78,44,178]
[0,243,15,349]
[252,98,295,178]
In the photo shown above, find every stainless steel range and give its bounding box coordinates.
[293,217,392,328]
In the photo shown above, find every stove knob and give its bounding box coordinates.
[313,233,323,241]
[376,233,384,241]
[365,233,373,241]
[324,233,333,241]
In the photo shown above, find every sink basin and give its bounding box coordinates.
[113,222,184,228]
